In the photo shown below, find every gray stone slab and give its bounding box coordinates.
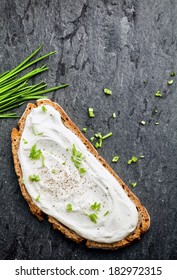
[0,0,177,259]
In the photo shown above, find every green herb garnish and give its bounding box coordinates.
[104,210,110,217]
[112,156,120,162]
[82,127,87,133]
[87,213,98,224]
[131,182,137,188]
[42,105,47,112]
[90,136,95,142]
[29,174,40,182]
[0,45,69,118]
[35,195,40,202]
[167,79,173,85]
[101,132,113,140]
[51,169,56,174]
[71,144,86,175]
[127,156,138,164]
[90,202,101,212]
[112,112,116,118]
[155,122,159,125]
[88,107,95,118]
[31,125,43,136]
[29,144,42,160]
[170,71,176,76]
[140,120,146,125]
[154,90,162,97]
[104,88,112,95]
[22,138,28,144]
[66,203,73,212]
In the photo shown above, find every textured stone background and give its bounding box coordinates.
[0,0,177,260]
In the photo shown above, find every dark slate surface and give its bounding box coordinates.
[0,0,177,260]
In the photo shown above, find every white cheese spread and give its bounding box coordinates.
[18,103,138,243]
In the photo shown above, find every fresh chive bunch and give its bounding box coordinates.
[0,45,68,118]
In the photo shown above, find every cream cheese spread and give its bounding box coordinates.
[18,103,138,243]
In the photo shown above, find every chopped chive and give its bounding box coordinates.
[112,156,120,162]
[112,112,116,118]
[87,213,98,224]
[35,195,40,202]
[104,88,112,95]
[22,138,28,144]
[29,174,40,182]
[140,155,145,159]
[128,156,138,164]
[90,202,101,212]
[82,127,87,133]
[104,210,110,217]
[167,79,173,85]
[170,71,176,76]
[131,182,137,188]
[140,120,146,125]
[155,90,162,97]
[155,122,159,125]
[41,105,47,112]
[90,136,95,142]
[66,203,73,212]
[88,107,95,118]
[51,169,56,174]
[101,132,112,140]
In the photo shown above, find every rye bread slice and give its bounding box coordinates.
[11,99,150,249]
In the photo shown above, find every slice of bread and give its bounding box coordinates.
[11,99,150,249]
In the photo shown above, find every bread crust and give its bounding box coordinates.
[11,99,150,249]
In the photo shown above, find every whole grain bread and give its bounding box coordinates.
[11,99,150,249]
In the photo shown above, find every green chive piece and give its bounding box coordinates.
[71,144,86,175]
[104,210,110,217]
[140,120,146,125]
[29,174,40,182]
[154,90,162,97]
[112,156,120,162]
[140,155,145,159]
[22,138,28,144]
[87,213,98,224]
[82,127,87,133]
[66,203,73,212]
[35,195,40,202]
[51,169,56,174]
[90,136,95,142]
[101,132,112,140]
[42,105,47,112]
[88,107,95,118]
[167,79,173,85]
[29,144,42,160]
[128,156,138,164]
[155,122,159,125]
[112,112,116,118]
[90,202,101,212]
[170,72,176,76]
[131,182,137,188]
[104,88,112,95]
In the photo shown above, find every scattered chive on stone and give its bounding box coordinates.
[102,132,112,140]
[90,136,95,142]
[170,71,176,76]
[167,79,173,85]
[154,90,162,97]
[103,88,112,95]
[82,127,87,133]
[131,182,137,188]
[112,112,116,118]
[140,120,146,125]
[112,156,120,162]
[128,156,138,165]
[155,122,159,125]
[88,107,95,118]
[140,155,145,159]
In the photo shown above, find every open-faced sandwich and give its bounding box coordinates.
[11,99,150,249]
